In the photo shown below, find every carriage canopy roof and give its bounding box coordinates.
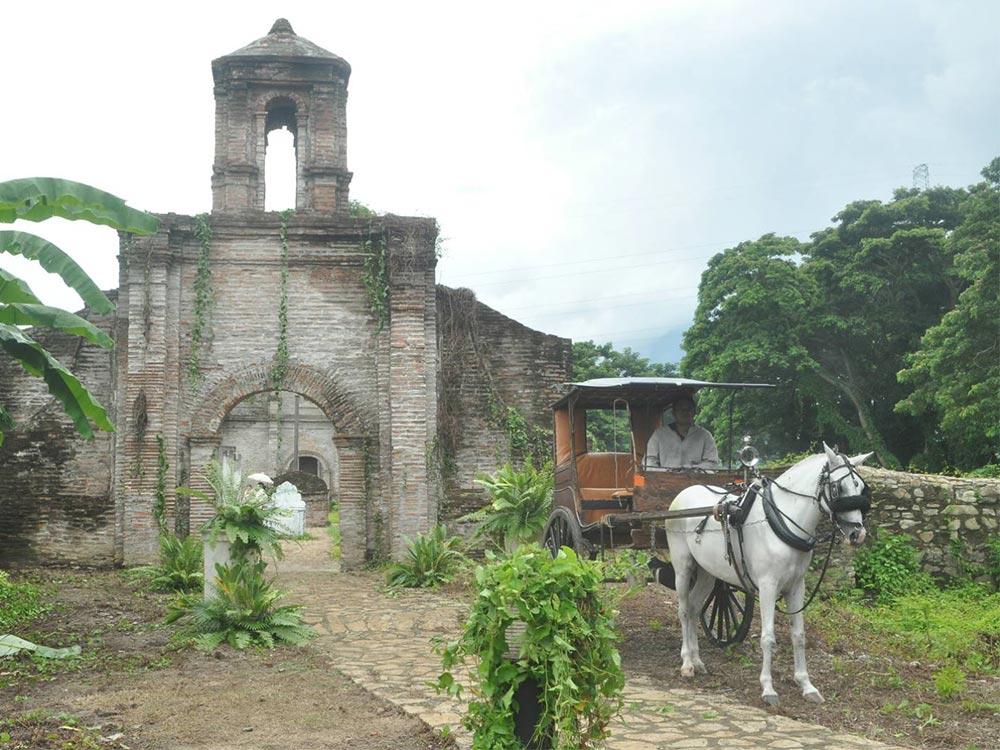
[553,377,775,410]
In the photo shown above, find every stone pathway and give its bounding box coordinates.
[277,534,910,750]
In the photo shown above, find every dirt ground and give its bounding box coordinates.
[0,570,455,750]
[616,582,1000,750]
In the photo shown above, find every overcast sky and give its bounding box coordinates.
[2,0,996,365]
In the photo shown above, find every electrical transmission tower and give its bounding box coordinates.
[913,163,929,190]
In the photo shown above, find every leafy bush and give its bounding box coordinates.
[986,535,1000,591]
[438,545,624,750]
[933,665,967,698]
[962,464,1000,478]
[386,525,465,589]
[165,561,314,651]
[463,461,553,551]
[854,533,931,602]
[0,571,47,633]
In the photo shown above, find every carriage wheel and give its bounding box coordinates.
[542,507,590,559]
[700,580,754,647]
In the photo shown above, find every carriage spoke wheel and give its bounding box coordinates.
[700,580,754,647]
[542,507,589,559]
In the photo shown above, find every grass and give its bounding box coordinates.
[0,571,48,633]
[809,584,1000,676]
[328,503,341,560]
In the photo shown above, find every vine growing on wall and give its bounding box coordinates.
[361,222,389,333]
[154,434,169,533]
[188,213,214,383]
[271,209,294,389]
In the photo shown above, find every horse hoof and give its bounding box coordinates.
[762,693,779,706]
[694,661,707,674]
[681,666,695,678]
[804,690,824,704]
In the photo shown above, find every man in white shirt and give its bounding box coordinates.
[644,396,720,470]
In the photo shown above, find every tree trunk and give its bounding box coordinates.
[815,351,900,468]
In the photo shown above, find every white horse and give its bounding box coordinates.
[666,444,873,705]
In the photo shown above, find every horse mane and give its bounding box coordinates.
[775,453,828,494]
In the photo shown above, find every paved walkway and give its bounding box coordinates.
[277,534,909,750]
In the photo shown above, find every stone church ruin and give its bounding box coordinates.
[0,20,571,568]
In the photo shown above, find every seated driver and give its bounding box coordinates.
[644,395,720,470]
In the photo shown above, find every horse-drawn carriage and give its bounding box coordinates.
[541,377,775,646]
[540,376,874,704]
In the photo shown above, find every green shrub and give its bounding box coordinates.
[463,461,553,551]
[0,571,46,633]
[933,665,967,698]
[386,525,465,589]
[438,545,624,750]
[963,464,1000,478]
[165,561,314,651]
[854,533,931,602]
[986,535,1000,591]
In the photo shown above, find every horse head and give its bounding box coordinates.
[822,443,873,546]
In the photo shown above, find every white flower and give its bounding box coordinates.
[247,472,274,486]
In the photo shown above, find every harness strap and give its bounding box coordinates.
[761,482,817,552]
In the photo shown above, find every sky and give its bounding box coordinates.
[2,0,997,366]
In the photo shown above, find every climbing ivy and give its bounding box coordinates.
[486,390,550,467]
[154,434,169,533]
[188,213,214,383]
[271,209,294,389]
[361,224,389,333]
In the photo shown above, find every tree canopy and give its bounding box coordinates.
[681,159,999,472]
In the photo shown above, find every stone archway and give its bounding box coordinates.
[186,363,369,569]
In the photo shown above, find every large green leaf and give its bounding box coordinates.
[0,303,113,348]
[0,231,113,313]
[0,267,41,305]
[0,323,114,438]
[0,177,159,234]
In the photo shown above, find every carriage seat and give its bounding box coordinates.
[576,453,635,510]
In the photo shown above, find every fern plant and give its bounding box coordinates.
[386,525,465,588]
[463,461,553,552]
[129,532,203,593]
[165,561,314,651]
[182,460,285,560]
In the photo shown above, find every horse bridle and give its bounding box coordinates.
[817,456,871,527]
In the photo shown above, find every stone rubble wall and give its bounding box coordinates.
[860,467,999,577]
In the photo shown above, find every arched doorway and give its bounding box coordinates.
[185,364,368,568]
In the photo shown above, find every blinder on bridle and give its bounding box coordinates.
[820,456,871,518]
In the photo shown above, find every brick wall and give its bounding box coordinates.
[436,286,572,522]
[0,301,117,565]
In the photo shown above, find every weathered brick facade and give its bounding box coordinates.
[0,20,572,568]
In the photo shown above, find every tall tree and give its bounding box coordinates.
[681,234,823,462]
[0,178,158,445]
[896,160,1000,470]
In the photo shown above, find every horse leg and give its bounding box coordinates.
[671,542,699,678]
[685,571,715,674]
[787,577,823,703]
[757,579,780,706]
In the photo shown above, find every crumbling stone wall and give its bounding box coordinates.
[436,286,571,522]
[0,300,117,565]
[861,467,999,578]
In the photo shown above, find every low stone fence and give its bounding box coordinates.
[861,467,999,578]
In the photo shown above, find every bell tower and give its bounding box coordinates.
[210,18,352,213]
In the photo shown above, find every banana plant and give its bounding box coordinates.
[0,177,159,445]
